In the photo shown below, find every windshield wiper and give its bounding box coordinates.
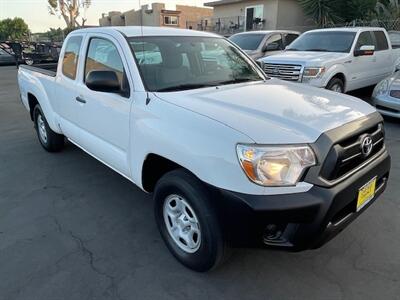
[306,49,330,52]
[216,78,258,85]
[155,83,217,92]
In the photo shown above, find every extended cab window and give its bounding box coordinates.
[84,38,127,90]
[62,36,82,80]
[373,31,389,51]
[355,32,374,51]
[389,32,400,49]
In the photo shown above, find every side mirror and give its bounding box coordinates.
[86,70,121,93]
[264,43,281,52]
[256,60,264,68]
[354,45,375,57]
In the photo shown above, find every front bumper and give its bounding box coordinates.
[372,94,400,118]
[214,112,391,250]
[216,150,390,250]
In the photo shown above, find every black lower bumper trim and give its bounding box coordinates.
[214,150,390,251]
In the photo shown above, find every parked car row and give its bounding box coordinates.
[230,27,400,118]
[0,41,62,66]
[18,26,391,271]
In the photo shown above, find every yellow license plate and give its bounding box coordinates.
[357,177,377,212]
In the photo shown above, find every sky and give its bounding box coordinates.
[0,0,207,32]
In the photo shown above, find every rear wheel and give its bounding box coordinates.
[326,77,344,93]
[154,169,228,272]
[33,105,64,152]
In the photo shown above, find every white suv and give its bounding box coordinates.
[259,27,400,93]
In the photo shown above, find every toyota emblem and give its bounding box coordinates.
[361,135,373,157]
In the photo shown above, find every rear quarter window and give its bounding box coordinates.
[62,36,83,80]
[389,32,400,49]
[374,31,389,51]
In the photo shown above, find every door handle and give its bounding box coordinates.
[75,96,86,104]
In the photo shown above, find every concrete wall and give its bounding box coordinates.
[100,3,213,29]
[176,5,213,29]
[110,11,125,26]
[99,16,111,26]
[276,0,314,32]
[211,0,279,30]
[124,9,141,26]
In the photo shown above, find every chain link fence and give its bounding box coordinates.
[187,18,400,36]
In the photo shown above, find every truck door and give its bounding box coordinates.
[74,35,132,177]
[351,31,377,90]
[55,35,84,142]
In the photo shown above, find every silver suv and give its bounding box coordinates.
[229,30,300,60]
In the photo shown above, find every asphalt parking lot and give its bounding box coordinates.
[1,65,400,300]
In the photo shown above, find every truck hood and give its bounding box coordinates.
[154,80,375,144]
[260,51,348,66]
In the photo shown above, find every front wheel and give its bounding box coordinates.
[33,105,64,152]
[154,169,228,272]
[326,77,344,93]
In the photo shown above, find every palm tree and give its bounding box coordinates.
[299,0,343,27]
[376,0,400,18]
[375,0,400,30]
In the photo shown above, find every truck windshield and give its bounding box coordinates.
[229,34,265,51]
[287,31,356,53]
[128,36,265,92]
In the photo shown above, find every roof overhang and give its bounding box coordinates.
[204,0,245,7]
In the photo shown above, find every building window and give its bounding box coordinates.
[164,15,179,26]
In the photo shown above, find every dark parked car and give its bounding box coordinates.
[0,47,16,65]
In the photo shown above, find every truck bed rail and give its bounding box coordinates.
[19,63,57,77]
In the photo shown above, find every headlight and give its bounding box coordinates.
[303,67,325,78]
[373,79,389,97]
[236,144,316,187]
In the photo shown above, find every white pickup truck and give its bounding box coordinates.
[259,27,400,93]
[18,27,390,272]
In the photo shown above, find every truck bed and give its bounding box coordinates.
[19,63,58,77]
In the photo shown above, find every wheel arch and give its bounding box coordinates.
[326,72,347,92]
[27,92,39,121]
[141,153,188,193]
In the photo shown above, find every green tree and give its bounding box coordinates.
[340,0,377,22]
[48,0,91,29]
[47,27,65,42]
[374,0,400,29]
[0,17,29,40]
[299,0,344,26]
[375,0,400,19]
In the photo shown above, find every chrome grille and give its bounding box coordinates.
[320,123,385,181]
[264,63,302,81]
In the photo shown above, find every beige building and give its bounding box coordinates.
[204,0,313,33]
[99,3,213,29]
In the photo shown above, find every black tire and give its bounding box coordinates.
[154,169,228,272]
[33,104,64,152]
[326,77,345,93]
